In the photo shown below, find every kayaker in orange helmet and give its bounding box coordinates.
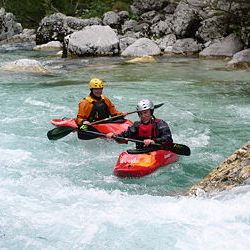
[76,78,128,126]
[106,99,173,148]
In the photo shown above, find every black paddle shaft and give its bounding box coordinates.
[81,129,191,156]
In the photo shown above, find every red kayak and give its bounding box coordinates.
[114,149,179,178]
[50,118,133,134]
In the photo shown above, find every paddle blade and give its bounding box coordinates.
[78,125,104,140]
[47,126,76,140]
[161,142,191,156]
[154,103,164,109]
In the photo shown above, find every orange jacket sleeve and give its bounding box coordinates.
[76,99,93,126]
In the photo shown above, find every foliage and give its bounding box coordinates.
[0,0,133,28]
[0,0,46,28]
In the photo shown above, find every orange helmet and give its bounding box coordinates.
[89,78,104,89]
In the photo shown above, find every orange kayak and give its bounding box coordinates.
[114,149,179,178]
[50,118,133,134]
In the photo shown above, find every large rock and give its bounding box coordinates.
[119,37,137,52]
[0,8,22,41]
[199,34,244,57]
[131,0,169,15]
[227,49,250,69]
[0,59,49,73]
[0,28,35,44]
[64,25,119,57]
[150,19,172,37]
[172,38,202,55]
[195,16,228,43]
[121,38,161,57]
[36,13,102,45]
[188,140,250,196]
[172,1,201,38]
[102,11,120,29]
[154,34,177,52]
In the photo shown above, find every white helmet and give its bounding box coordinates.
[136,99,154,112]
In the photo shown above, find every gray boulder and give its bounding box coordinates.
[196,16,228,43]
[102,11,120,29]
[227,49,250,69]
[36,13,102,45]
[121,38,161,57]
[154,34,177,52]
[0,28,35,44]
[64,25,119,57]
[172,38,202,55]
[199,34,244,57]
[121,20,138,34]
[172,2,201,38]
[118,11,129,22]
[131,0,169,14]
[0,8,22,41]
[119,37,137,52]
[140,11,161,24]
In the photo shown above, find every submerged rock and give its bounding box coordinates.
[188,140,250,196]
[125,56,156,63]
[33,41,63,51]
[1,59,49,73]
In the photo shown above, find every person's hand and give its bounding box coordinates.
[106,132,114,139]
[83,121,91,125]
[143,139,154,147]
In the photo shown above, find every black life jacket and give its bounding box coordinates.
[86,96,110,122]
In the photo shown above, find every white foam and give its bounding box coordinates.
[0,148,32,166]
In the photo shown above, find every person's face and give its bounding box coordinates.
[138,109,152,123]
[92,88,103,97]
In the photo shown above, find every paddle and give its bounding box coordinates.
[79,127,191,156]
[47,125,77,140]
[47,103,165,140]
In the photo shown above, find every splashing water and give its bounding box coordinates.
[1,45,250,249]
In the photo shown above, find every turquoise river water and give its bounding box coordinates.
[1,43,250,249]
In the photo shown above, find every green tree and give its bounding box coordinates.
[0,0,46,28]
[0,0,133,28]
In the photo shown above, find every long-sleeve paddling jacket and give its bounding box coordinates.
[76,95,122,125]
[118,119,173,146]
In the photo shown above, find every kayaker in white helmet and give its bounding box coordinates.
[76,78,129,126]
[106,99,173,148]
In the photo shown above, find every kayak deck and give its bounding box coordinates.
[50,118,133,134]
[114,149,179,178]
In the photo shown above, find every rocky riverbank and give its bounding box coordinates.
[1,0,250,69]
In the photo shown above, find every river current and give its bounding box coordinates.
[1,43,250,249]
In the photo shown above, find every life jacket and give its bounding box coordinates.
[86,96,110,122]
[137,119,161,139]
